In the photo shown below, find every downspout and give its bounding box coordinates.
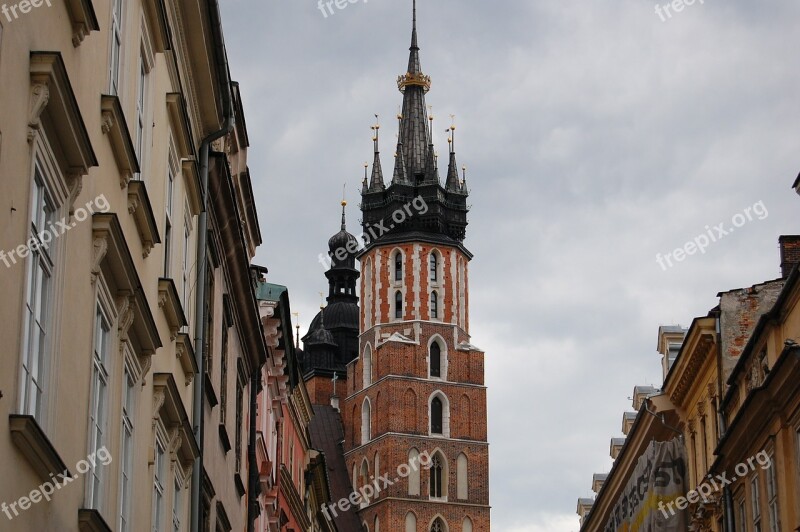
[247,368,259,532]
[191,0,235,530]
[715,312,735,532]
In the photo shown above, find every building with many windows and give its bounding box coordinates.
[0,0,266,530]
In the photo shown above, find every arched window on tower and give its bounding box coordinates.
[430,252,438,281]
[408,448,421,495]
[361,398,371,444]
[431,291,439,319]
[430,455,445,499]
[363,346,372,388]
[405,512,417,532]
[395,251,403,281]
[457,453,468,500]
[431,397,443,434]
[430,342,441,378]
[395,291,403,319]
[431,517,447,532]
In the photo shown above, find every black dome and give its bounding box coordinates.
[307,301,359,332]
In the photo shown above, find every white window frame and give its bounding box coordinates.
[86,282,115,512]
[172,474,182,532]
[108,0,124,95]
[119,353,138,532]
[163,141,177,276]
[152,429,167,532]
[766,451,779,532]
[751,474,762,532]
[134,25,154,181]
[19,134,67,429]
[181,200,192,328]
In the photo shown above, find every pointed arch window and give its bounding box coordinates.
[430,343,441,378]
[395,252,403,281]
[363,346,372,388]
[431,291,439,319]
[405,513,417,532]
[430,456,444,498]
[430,253,438,281]
[395,291,403,319]
[431,397,443,434]
[361,398,372,444]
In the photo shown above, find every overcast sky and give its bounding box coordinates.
[218,1,800,529]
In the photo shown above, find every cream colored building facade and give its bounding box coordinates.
[578,238,800,532]
[0,0,263,530]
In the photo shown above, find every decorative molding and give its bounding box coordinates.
[158,278,187,341]
[65,170,83,216]
[100,95,139,188]
[126,180,160,258]
[29,53,97,172]
[92,214,162,380]
[90,236,108,284]
[116,294,136,346]
[152,389,166,420]
[27,82,50,143]
[152,373,200,472]
[175,333,197,386]
[63,0,99,47]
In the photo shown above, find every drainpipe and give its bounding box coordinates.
[247,368,259,532]
[190,0,235,530]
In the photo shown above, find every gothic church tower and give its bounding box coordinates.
[343,2,490,530]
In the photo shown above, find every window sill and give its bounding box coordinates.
[9,415,70,483]
[218,423,231,454]
[77,508,112,532]
[204,373,219,408]
[234,473,245,498]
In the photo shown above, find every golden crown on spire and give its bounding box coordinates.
[397,71,431,93]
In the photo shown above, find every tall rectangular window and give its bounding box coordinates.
[20,161,55,421]
[752,475,762,532]
[119,363,135,532]
[235,365,244,473]
[181,208,191,327]
[204,265,215,375]
[164,146,176,277]
[766,453,780,532]
[134,46,149,180]
[736,489,746,532]
[109,0,123,95]
[172,477,182,532]
[152,437,166,532]
[219,322,229,425]
[88,303,111,509]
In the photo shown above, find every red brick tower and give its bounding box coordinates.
[342,2,490,530]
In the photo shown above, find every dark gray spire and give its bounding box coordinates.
[368,123,384,191]
[392,139,409,184]
[398,0,431,181]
